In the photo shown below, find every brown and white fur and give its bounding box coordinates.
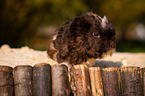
[47,12,116,67]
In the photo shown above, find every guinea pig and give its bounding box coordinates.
[47,12,116,65]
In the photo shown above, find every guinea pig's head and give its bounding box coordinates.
[47,12,116,65]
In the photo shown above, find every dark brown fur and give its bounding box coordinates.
[47,13,116,65]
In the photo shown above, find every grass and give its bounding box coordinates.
[116,40,145,53]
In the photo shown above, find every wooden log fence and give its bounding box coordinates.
[14,65,33,96]
[102,67,120,96]
[52,64,70,96]
[0,66,14,96]
[33,63,51,96]
[0,63,145,96]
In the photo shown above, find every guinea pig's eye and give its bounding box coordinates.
[93,32,100,37]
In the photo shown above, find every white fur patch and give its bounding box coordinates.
[50,42,56,50]
[53,35,57,40]
[61,62,68,66]
[101,16,108,28]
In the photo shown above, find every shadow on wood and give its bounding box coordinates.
[95,60,123,68]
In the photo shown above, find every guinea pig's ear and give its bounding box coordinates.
[69,17,91,38]
[101,16,108,28]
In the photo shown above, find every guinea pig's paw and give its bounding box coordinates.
[101,49,116,58]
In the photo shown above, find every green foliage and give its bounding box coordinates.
[116,40,145,52]
[101,0,145,27]
[0,0,145,52]
[0,0,88,47]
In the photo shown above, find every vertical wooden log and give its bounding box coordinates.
[33,63,52,96]
[51,64,71,96]
[72,65,91,96]
[102,67,120,96]
[89,67,104,96]
[141,68,145,96]
[121,67,143,96]
[0,66,14,96]
[14,65,33,96]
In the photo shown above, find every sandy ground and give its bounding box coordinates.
[95,52,145,68]
[0,44,145,68]
[0,44,57,68]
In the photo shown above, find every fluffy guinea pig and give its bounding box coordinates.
[47,12,116,65]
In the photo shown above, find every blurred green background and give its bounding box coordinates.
[0,0,145,52]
